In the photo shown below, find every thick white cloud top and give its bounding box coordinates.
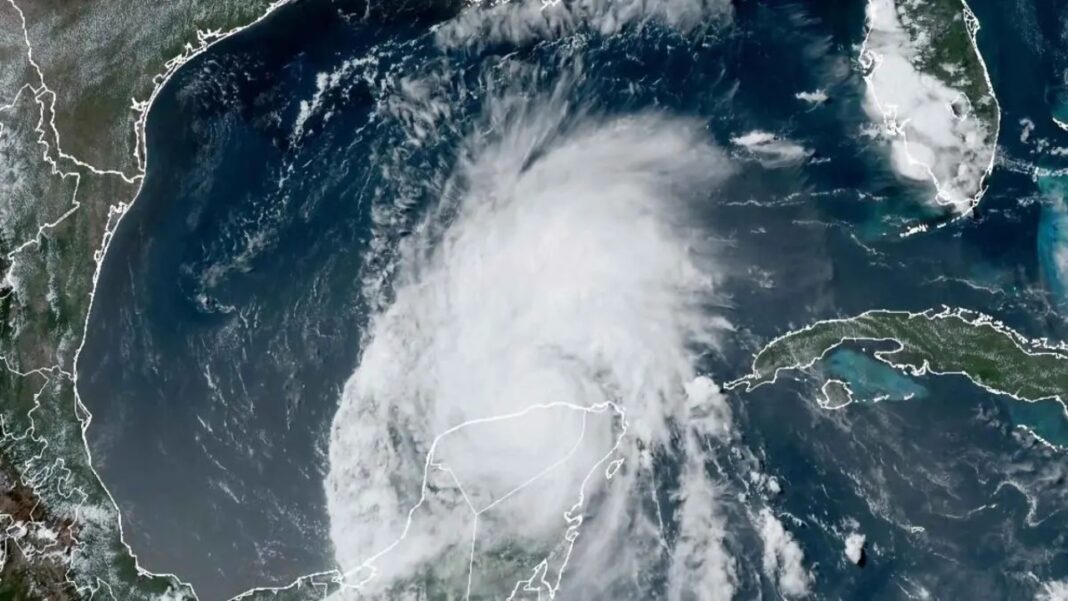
[324,87,737,598]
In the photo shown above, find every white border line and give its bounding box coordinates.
[0,1,339,599]
[725,306,1068,451]
[858,0,1002,236]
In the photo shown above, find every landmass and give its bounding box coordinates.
[0,0,340,598]
[727,307,1068,448]
[860,0,1000,215]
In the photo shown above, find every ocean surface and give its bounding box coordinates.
[77,0,1068,598]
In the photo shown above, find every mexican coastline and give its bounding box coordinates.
[74,0,1068,599]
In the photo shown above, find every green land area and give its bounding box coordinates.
[0,0,339,599]
[894,0,999,128]
[729,308,1068,448]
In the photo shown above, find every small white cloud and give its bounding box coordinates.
[759,509,812,598]
[1020,118,1036,144]
[747,471,782,496]
[731,130,813,166]
[844,532,866,565]
[795,90,828,106]
[154,587,194,601]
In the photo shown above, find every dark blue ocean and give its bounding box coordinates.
[77,0,1068,598]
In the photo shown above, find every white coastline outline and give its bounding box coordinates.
[0,0,350,599]
[330,400,629,601]
[725,306,1068,451]
[815,376,914,410]
[67,4,351,598]
[0,2,650,598]
[858,0,1002,236]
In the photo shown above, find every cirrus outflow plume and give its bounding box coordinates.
[325,89,738,599]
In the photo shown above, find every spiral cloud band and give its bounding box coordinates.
[325,91,737,599]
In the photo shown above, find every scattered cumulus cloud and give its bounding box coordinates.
[759,508,812,598]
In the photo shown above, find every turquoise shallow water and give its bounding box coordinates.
[823,346,1068,448]
[824,348,929,403]
[1030,96,1068,449]
[1037,176,1068,303]
[1006,397,1068,448]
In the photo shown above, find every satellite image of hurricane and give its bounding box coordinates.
[4,0,1068,599]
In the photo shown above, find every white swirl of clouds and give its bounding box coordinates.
[324,79,740,599]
